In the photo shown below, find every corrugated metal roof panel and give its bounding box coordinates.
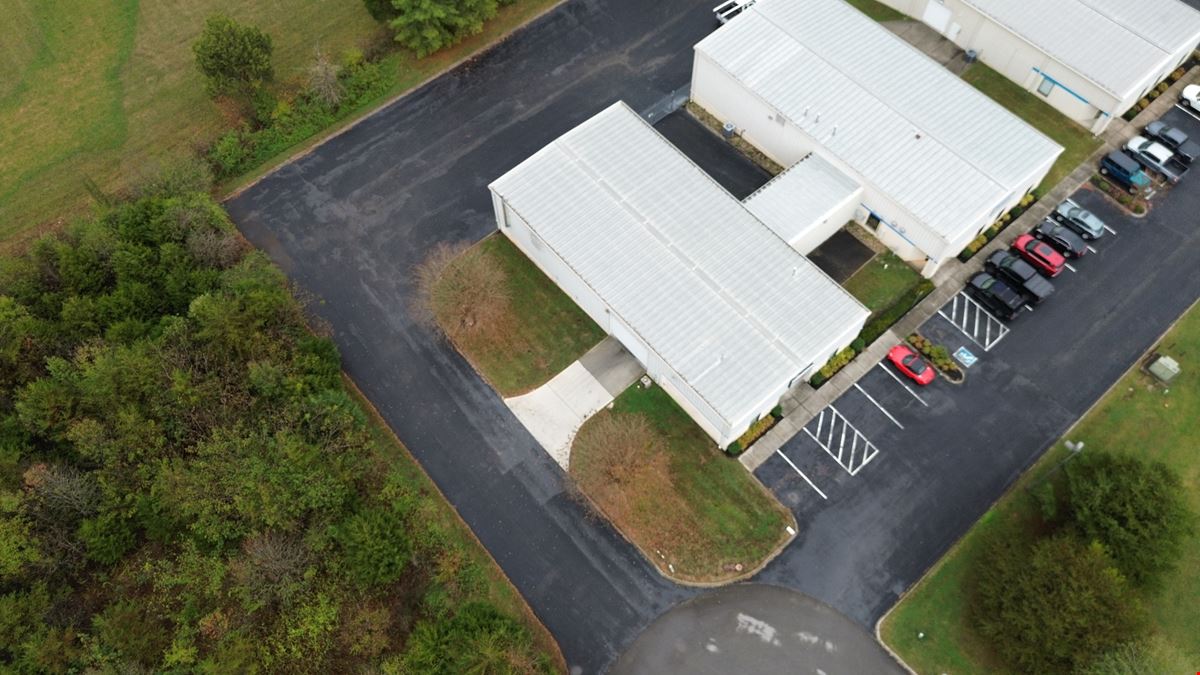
[695,0,1063,249]
[964,0,1200,98]
[490,102,869,428]
[744,153,862,246]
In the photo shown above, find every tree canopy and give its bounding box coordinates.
[0,170,551,672]
[192,15,274,96]
[384,0,514,57]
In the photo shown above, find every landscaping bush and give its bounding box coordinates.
[386,0,515,58]
[810,347,857,386]
[193,15,274,97]
[859,279,934,346]
[970,531,1146,674]
[1171,67,1186,81]
[1156,82,1170,95]
[1048,452,1193,588]
[417,241,511,341]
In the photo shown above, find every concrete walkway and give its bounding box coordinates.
[883,20,971,75]
[741,65,1200,473]
[505,336,643,469]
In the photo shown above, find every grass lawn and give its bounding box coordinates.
[0,0,560,249]
[962,63,1103,195]
[881,303,1200,673]
[436,234,606,397]
[842,251,922,313]
[570,383,795,583]
[844,0,908,22]
[349,381,565,670]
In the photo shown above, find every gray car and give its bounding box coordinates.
[1053,199,1106,240]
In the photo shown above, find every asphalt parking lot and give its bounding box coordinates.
[754,105,1200,627]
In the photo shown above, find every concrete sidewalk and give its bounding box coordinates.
[741,65,1200,473]
[506,337,643,469]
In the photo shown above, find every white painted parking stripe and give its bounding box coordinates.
[1063,263,1077,273]
[1176,103,1200,122]
[876,363,929,407]
[1103,225,1117,236]
[853,382,903,429]
[774,449,827,500]
[1086,245,1098,254]
[1025,305,1035,313]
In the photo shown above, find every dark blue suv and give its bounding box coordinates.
[1100,151,1152,194]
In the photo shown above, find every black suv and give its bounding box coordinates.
[1033,219,1087,258]
[985,250,1055,304]
[967,273,1025,321]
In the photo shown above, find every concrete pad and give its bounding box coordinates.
[507,337,643,469]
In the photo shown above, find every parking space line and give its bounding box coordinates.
[852,382,903,429]
[1176,103,1200,122]
[774,449,827,500]
[1086,245,1098,254]
[1063,263,1077,273]
[1103,225,1117,236]
[803,405,881,476]
[937,291,1010,352]
[1025,305,1034,313]
[876,363,928,407]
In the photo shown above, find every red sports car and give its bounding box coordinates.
[887,344,936,386]
[1012,234,1065,277]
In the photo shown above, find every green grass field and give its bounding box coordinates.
[0,0,559,248]
[882,303,1200,673]
[842,251,922,313]
[844,0,907,22]
[962,64,1103,195]
[572,384,794,583]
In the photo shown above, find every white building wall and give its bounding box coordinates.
[789,191,862,256]
[876,0,1182,133]
[692,52,994,277]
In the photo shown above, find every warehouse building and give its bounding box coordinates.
[878,0,1200,133]
[692,0,1064,277]
[489,102,870,449]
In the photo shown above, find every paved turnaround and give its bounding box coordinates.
[227,0,1200,672]
[228,2,715,672]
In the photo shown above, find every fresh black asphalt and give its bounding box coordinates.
[808,229,876,282]
[652,110,771,199]
[225,0,1200,667]
[755,103,1200,626]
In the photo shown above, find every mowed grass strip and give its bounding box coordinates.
[882,304,1200,673]
[0,0,560,247]
[431,235,605,397]
[842,251,922,313]
[962,63,1103,195]
[844,0,908,22]
[571,384,795,583]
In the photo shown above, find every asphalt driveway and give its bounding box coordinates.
[227,1,716,672]
[754,113,1200,626]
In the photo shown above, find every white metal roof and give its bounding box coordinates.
[489,102,868,428]
[964,0,1200,99]
[695,0,1063,253]
[743,153,862,247]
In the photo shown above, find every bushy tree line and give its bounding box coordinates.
[967,450,1192,674]
[367,0,518,57]
[0,170,552,673]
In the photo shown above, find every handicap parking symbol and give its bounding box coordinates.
[954,346,978,368]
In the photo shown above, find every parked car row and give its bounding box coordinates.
[965,194,1111,321]
[1101,104,1199,190]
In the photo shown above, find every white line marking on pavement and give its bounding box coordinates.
[853,382,903,429]
[876,363,928,407]
[1103,225,1117,236]
[1025,305,1035,312]
[774,449,827,500]
[1063,263,1076,273]
[1086,245,1098,254]
[1176,103,1200,122]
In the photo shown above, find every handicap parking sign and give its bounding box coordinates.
[954,346,978,368]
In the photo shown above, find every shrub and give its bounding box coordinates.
[77,512,135,565]
[1132,203,1146,215]
[416,241,510,341]
[850,337,866,352]
[1118,194,1132,206]
[387,0,502,58]
[1171,67,1186,81]
[1156,82,1170,94]
[1052,452,1193,588]
[335,506,412,587]
[1097,178,1111,192]
[970,532,1146,674]
[769,405,783,420]
[307,47,344,109]
[362,0,400,22]
[813,347,856,383]
[209,129,252,179]
[725,441,743,456]
[192,15,274,97]
[1138,98,1151,110]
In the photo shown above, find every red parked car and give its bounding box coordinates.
[1012,234,1065,277]
[887,344,936,386]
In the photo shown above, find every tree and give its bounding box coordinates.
[1077,637,1195,675]
[192,15,274,96]
[388,0,500,57]
[335,505,411,587]
[971,532,1146,674]
[307,47,344,109]
[1058,451,1192,587]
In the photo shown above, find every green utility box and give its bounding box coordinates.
[1148,355,1181,384]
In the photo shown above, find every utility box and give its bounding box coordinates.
[1148,355,1181,383]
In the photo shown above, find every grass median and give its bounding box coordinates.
[570,383,795,584]
[881,303,1200,673]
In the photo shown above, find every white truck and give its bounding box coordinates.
[714,0,756,24]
